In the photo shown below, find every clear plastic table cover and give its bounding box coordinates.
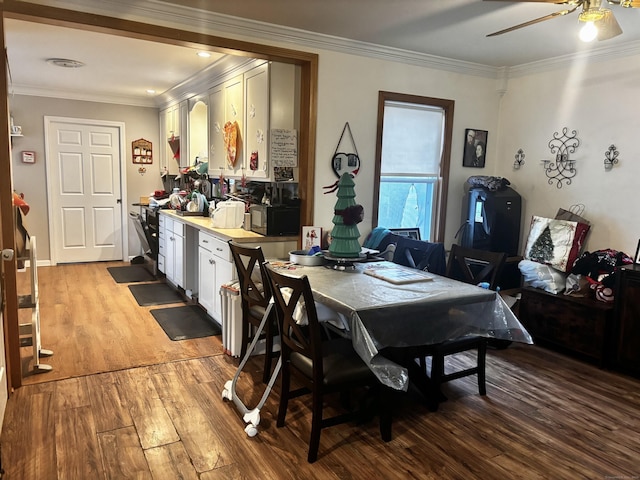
[273,261,533,392]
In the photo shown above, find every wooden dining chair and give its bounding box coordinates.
[421,244,507,410]
[265,265,392,463]
[228,241,279,384]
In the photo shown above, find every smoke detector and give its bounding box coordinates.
[46,58,85,68]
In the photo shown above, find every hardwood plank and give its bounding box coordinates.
[1,390,57,480]
[86,373,133,433]
[97,426,153,479]
[115,367,180,449]
[53,376,90,411]
[150,365,233,472]
[144,441,200,480]
[54,406,104,479]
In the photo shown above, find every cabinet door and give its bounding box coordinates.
[174,230,185,288]
[244,63,269,180]
[615,269,640,373]
[208,84,225,173]
[198,246,215,315]
[224,74,244,176]
[178,100,189,168]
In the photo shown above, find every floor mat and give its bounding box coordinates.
[108,265,156,283]
[150,305,221,341]
[128,283,185,306]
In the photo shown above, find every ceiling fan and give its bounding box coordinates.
[486,0,639,41]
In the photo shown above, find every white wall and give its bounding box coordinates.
[495,54,640,256]
[10,96,163,261]
[310,51,502,248]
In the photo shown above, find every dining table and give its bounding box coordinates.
[275,260,533,392]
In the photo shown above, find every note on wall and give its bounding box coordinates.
[271,129,298,167]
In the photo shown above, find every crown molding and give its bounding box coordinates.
[9,84,158,108]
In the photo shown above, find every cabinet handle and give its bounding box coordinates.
[202,239,209,243]
[216,247,223,252]
[209,258,215,265]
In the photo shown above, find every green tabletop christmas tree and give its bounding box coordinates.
[329,173,364,258]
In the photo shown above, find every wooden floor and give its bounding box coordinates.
[2,262,640,479]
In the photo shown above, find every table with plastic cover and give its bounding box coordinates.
[279,261,533,392]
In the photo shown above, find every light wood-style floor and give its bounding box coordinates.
[2,262,640,479]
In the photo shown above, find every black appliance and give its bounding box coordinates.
[250,204,300,236]
[458,184,521,257]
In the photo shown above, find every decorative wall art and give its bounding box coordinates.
[324,122,361,194]
[132,138,152,164]
[463,129,487,168]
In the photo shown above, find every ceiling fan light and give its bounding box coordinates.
[579,22,598,42]
[620,0,640,7]
[596,10,623,40]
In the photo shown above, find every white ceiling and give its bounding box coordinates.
[5,0,640,105]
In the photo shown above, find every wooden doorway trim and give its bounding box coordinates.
[0,0,319,389]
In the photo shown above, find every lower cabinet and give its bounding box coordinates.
[519,286,615,366]
[198,231,235,322]
[613,266,640,376]
[161,216,185,289]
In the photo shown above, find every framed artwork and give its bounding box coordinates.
[634,239,640,264]
[463,128,488,168]
[302,226,322,251]
[389,228,421,240]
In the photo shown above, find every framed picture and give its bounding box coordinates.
[389,228,421,240]
[21,151,36,164]
[634,239,640,264]
[302,226,322,251]
[463,128,488,168]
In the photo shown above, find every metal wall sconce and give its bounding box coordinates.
[604,144,619,170]
[542,127,580,189]
[513,149,525,169]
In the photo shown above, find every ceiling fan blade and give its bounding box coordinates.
[597,10,623,40]
[487,6,579,37]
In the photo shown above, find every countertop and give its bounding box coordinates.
[159,209,298,244]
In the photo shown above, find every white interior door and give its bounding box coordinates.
[45,117,126,264]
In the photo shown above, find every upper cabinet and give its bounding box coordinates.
[159,100,188,175]
[188,97,209,168]
[162,60,299,183]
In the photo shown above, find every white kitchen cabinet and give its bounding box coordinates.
[208,83,225,174]
[160,215,185,289]
[244,62,298,181]
[159,100,188,175]
[198,231,235,322]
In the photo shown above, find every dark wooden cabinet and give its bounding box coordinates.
[519,287,615,366]
[613,266,640,375]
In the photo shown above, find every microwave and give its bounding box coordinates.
[250,204,300,236]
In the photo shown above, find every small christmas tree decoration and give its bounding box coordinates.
[529,225,555,264]
[329,173,364,258]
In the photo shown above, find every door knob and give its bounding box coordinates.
[2,249,14,261]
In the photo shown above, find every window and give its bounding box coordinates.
[373,92,454,243]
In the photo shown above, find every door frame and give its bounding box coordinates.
[44,116,128,265]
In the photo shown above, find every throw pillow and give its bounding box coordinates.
[523,215,590,273]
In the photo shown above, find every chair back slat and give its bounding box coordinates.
[445,244,507,291]
[265,266,323,373]
[229,242,271,308]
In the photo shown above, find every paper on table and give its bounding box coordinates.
[364,265,434,285]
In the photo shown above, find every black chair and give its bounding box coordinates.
[265,265,392,463]
[420,244,507,410]
[228,241,278,384]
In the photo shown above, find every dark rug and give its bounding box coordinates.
[150,305,221,341]
[108,265,156,283]
[128,283,185,306]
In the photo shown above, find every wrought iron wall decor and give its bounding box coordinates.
[604,144,619,170]
[542,127,580,189]
[513,148,525,169]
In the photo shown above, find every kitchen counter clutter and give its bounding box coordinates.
[158,209,297,323]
